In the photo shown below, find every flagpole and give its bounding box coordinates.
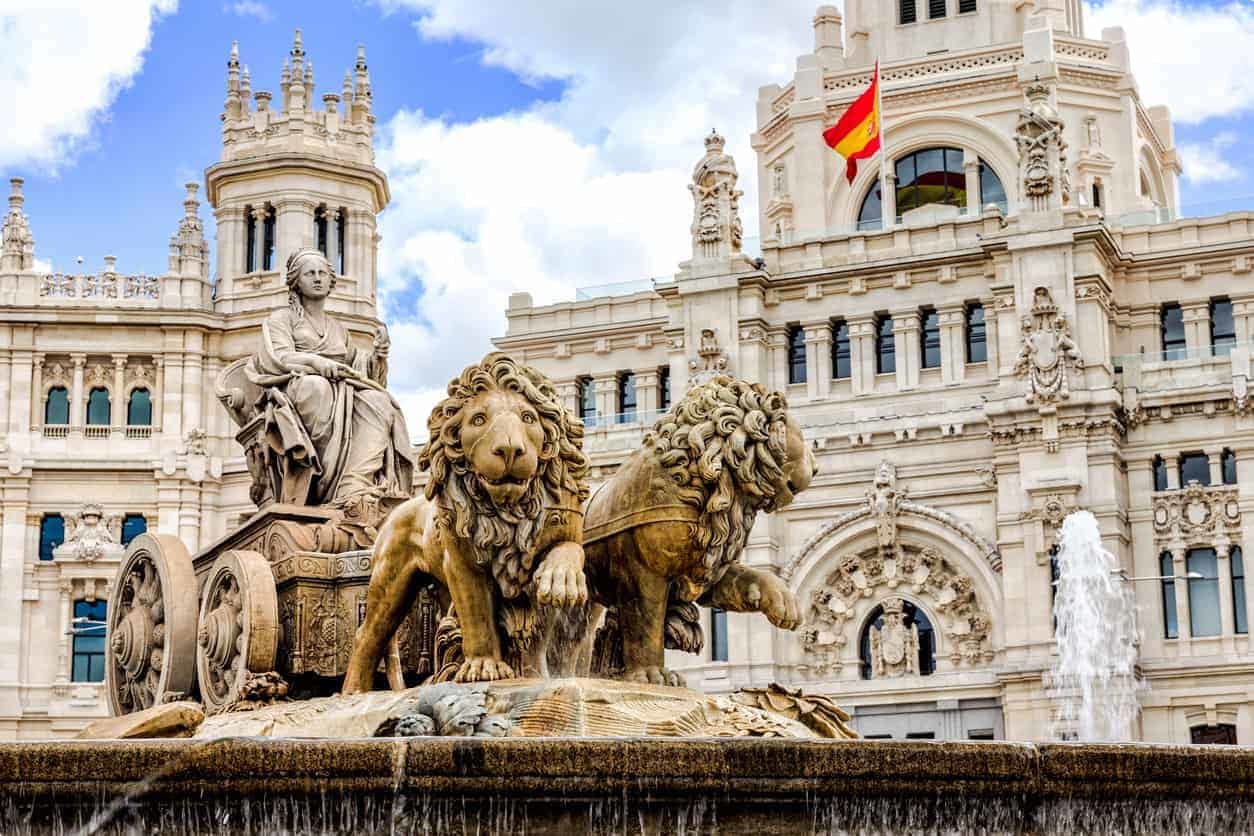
[876,60,891,230]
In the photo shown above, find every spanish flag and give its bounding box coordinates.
[823,62,881,184]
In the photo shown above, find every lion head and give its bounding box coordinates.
[645,375,816,576]
[420,353,589,598]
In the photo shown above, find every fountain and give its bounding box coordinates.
[0,299,1250,832]
[1049,510,1144,741]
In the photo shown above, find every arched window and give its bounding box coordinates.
[859,600,935,679]
[1187,548,1220,637]
[857,149,1006,230]
[127,388,152,426]
[121,514,147,547]
[1160,551,1178,639]
[39,513,64,562]
[1232,546,1247,635]
[72,599,107,682]
[86,387,111,426]
[44,387,69,426]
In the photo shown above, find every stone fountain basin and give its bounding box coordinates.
[1,737,1251,834]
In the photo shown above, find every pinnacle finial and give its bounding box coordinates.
[292,28,304,58]
[704,128,725,152]
[356,44,367,70]
[8,177,23,209]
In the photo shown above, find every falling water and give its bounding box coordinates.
[1049,510,1143,741]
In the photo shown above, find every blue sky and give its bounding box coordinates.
[3,0,1254,427]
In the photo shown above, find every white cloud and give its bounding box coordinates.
[224,1,273,22]
[0,1,177,172]
[1086,0,1254,123]
[372,1,817,428]
[1178,131,1239,183]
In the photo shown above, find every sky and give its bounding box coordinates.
[2,0,1254,433]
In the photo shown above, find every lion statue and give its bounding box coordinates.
[581,374,817,685]
[343,352,590,690]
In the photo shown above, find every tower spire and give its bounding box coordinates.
[224,40,242,120]
[1,177,35,272]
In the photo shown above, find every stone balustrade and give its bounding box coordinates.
[37,272,161,303]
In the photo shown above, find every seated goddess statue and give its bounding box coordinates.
[243,248,415,519]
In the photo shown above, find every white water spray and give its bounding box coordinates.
[1049,510,1143,741]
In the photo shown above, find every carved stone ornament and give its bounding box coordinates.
[58,503,123,563]
[868,460,904,555]
[689,130,744,260]
[1014,287,1083,406]
[1015,82,1070,208]
[1152,481,1241,548]
[869,597,919,679]
[799,544,993,677]
[974,463,998,488]
[687,328,729,388]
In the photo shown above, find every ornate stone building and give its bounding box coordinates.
[0,32,390,737]
[497,3,1254,743]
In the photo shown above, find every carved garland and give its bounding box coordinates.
[798,544,994,677]
[1151,482,1241,549]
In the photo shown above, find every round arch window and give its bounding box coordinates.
[859,598,936,679]
[857,147,1008,230]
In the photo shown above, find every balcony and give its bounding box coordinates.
[1117,343,1250,423]
[33,424,156,439]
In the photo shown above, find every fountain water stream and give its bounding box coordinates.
[1049,510,1144,741]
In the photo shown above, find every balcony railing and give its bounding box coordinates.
[83,425,110,439]
[1115,341,1244,371]
[33,424,155,438]
[125,425,153,439]
[580,409,666,429]
[37,272,160,302]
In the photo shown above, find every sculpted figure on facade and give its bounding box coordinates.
[1014,287,1083,405]
[344,353,590,689]
[689,130,744,259]
[219,248,414,523]
[868,460,904,554]
[581,375,817,684]
[687,327,729,388]
[869,597,919,679]
[1015,83,1069,208]
[59,504,123,563]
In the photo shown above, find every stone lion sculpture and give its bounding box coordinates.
[582,374,817,685]
[343,353,589,690]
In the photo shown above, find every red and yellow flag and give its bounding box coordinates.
[823,62,881,184]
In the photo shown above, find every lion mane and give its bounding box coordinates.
[645,375,791,579]
[420,352,589,598]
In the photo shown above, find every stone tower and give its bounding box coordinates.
[206,30,389,321]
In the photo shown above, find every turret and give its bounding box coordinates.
[1,177,35,273]
[224,40,242,121]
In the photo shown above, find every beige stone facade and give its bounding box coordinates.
[0,32,389,738]
[497,4,1254,743]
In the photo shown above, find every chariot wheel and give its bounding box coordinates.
[195,549,278,712]
[106,533,199,715]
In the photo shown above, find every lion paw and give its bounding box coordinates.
[748,574,801,631]
[534,544,588,608]
[454,657,515,683]
[624,666,686,687]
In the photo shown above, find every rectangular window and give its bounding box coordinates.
[336,210,347,275]
[787,325,807,385]
[1223,449,1237,485]
[577,377,596,425]
[928,0,946,19]
[958,0,977,12]
[1152,456,1169,492]
[899,0,917,24]
[1161,552,1178,639]
[906,731,936,739]
[965,304,986,364]
[39,514,64,562]
[262,208,276,272]
[1179,452,1210,487]
[658,366,671,411]
[1091,182,1102,209]
[121,514,147,547]
[710,608,728,662]
[1187,548,1221,637]
[72,599,107,682]
[920,307,940,369]
[876,315,896,375]
[245,206,257,273]
[1211,298,1236,357]
[315,207,329,256]
[617,372,636,424]
[1232,546,1247,635]
[1160,303,1185,360]
[968,730,995,741]
[832,320,851,379]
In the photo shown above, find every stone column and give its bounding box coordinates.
[152,357,164,432]
[0,349,10,437]
[768,328,789,392]
[1205,448,1224,486]
[183,335,204,438]
[1216,542,1235,643]
[111,355,127,430]
[593,375,617,425]
[1172,547,1191,642]
[0,475,30,715]
[881,172,897,229]
[634,369,660,419]
[278,199,316,261]
[327,208,341,275]
[9,348,32,441]
[251,207,267,273]
[178,483,201,550]
[938,304,966,385]
[892,309,920,390]
[69,353,86,429]
[555,380,578,420]
[27,353,42,429]
[963,151,982,215]
[56,578,73,683]
[161,352,183,443]
[1181,302,1209,356]
[803,319,832,400]
[155,477,181,536]
[848,316,876,396]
